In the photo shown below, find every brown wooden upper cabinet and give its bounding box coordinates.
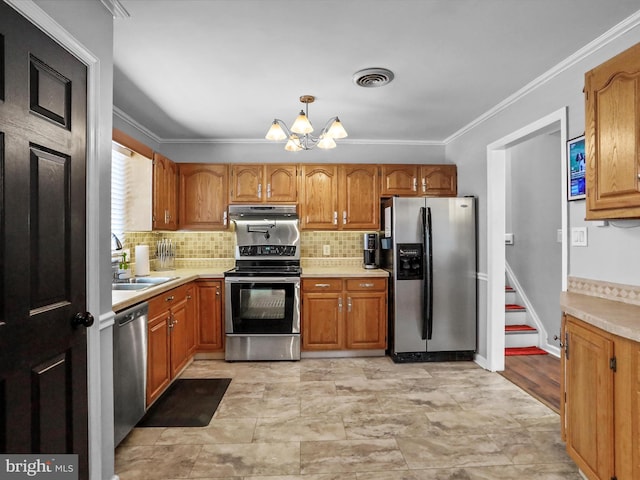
[300,164,379,230]
[178,164,228,230]
[300,164,339,229]
[380,164,457,197]
[152,152,178,230]
[585,42,640,219]
[229,164,297,203]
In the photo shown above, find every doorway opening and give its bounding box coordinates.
[485,107,568,372]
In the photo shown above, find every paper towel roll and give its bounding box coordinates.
[135,245,150,276]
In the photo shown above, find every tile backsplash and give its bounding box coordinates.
[123,230,375,261]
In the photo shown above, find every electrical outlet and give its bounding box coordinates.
[322,245,331,256]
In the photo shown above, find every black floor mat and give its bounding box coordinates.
[137,378,231,427]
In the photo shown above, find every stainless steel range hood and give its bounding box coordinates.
[228,204,298,220]
[229,205,300,261]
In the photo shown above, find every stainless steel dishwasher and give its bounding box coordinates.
[113,301,148,446]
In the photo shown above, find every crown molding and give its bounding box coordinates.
[112,106,163,144]
[160,137,444,147]
[99,0,130,19]
[444,8,640,145]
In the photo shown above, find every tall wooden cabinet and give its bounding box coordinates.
[301,277,387,351]
[562,313,640,480]
[152,152,178,230]
[178,163,228,230]
[585,42,640,219]
[229,164,297,203]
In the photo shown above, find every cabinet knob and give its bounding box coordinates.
[216,288,221,296]
[165,295,174,302]
[72,311,94,328]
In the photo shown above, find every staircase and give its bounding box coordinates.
[505,285,547,356]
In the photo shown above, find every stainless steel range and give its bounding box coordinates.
[224,205,301,361]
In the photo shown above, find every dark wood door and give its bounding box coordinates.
[0,3,89,476]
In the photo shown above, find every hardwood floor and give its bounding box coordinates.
[499,353,561,413]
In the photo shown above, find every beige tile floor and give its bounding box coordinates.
[115,357,582,479]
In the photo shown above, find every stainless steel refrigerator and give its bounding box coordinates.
[380,196,477,362]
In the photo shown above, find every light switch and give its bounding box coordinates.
[571,227,587,247]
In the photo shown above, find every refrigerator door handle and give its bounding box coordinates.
[421,206,434,340]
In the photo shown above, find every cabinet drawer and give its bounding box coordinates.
[302,278,343,292]
[345,278,387,291]
[148,283,189,317]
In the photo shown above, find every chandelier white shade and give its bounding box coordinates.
[265,95,347,151]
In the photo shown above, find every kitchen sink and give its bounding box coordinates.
[112,283,150,291]
[112,276,178,291]
[122,276,178,285]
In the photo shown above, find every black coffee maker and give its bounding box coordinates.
[363,233,378,269]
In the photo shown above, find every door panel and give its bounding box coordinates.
[0,3,88,475]
[425,198,476,352]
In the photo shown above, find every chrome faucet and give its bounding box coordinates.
[112,233,123,251]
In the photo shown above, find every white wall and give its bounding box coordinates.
[507,132,562,342]
[447,19,640,360]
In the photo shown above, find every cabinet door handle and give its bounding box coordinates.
[165,295,174,302]
[412,178,417,191]
[223,211,228,226]
[216,287,221,296]
[422,178,427,193]
[186,295,192,300]
[343,210,347,224]
[257,183,262,199]
[168,314,174,329]
[314,283,331,288]
[347,297,352,313]
[359,283,374,288]
[333,211,338,225]
[338,297,343,312]
[267,183,271,198]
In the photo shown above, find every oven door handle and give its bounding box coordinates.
[224,276,301,284]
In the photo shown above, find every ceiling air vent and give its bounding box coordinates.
[352,68,394,88]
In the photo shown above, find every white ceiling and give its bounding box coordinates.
[112,0,640,144]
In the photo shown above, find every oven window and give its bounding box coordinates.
[229,282,296,334]
[240,289,286,320]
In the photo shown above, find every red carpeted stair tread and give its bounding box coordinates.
[505,304,525,311]
[505,324,537,332]
[505,346,548,356]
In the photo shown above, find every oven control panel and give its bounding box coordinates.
[238,245,297,257]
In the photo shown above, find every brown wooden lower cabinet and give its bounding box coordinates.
[196,279,224,352]
[146,280,223,406]
[301,277,387,351]
[562,313,640,480]
[146,284,190,406]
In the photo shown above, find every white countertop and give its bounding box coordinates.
[112,265,389,312]
[560,291,640,343]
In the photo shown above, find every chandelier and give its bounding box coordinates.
[265,95,348,151]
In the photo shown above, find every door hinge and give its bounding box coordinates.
[610,356,617,372]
